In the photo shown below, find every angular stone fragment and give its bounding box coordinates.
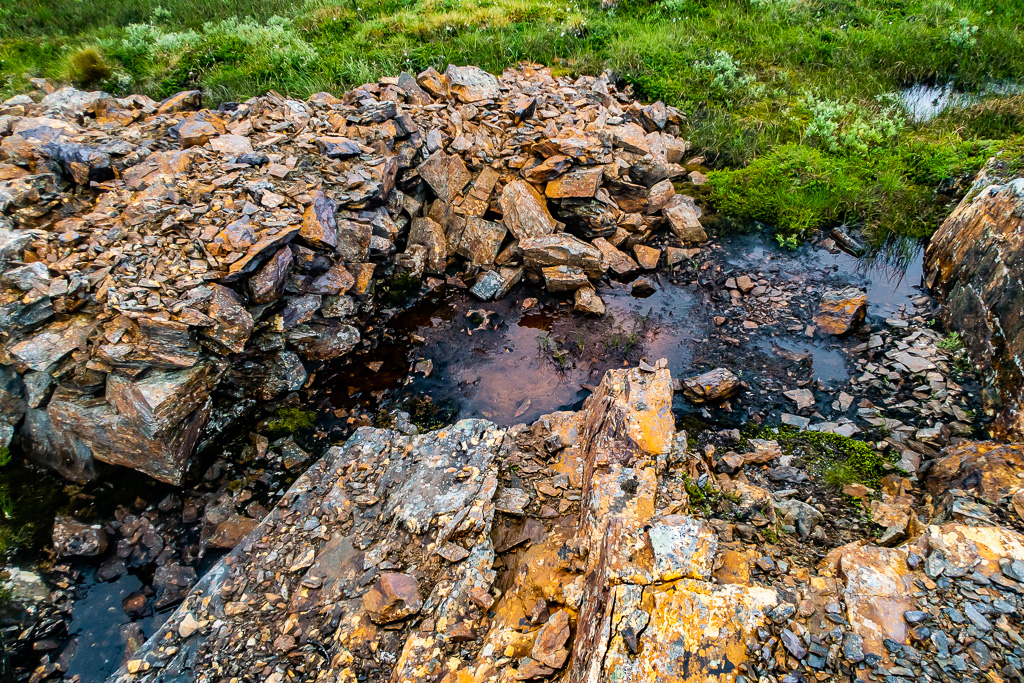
[680,368,742,404]
[815,287,867,335]
[608,123,650,154]
[925,440,1024,502]
[543,265,590,293]
[203,284,253,354]
[209,134,252,156]
[633,244,660,270]
[457,216,506,266]
[48,389,209,486]
[444,65,500,102]
[7,315,95,372]
[532,610,571,669]
[52,516,108,557]
[249,246,293,304]
[299,190,338,250]
[363,573,424,624]
[663,194,707,243]
[308,263,355,296]
[470,267,522,301]
[105,363,219,439]
[523,155,571,183]
[592,237,638,277]
[286,322,360,361]
[521,234,604,278]
[417,150,472,203]
[177,120,216,148]
[407,217,447,274]
[335,219,372,263]
[501,179,558,239]
[545,166,604,199]
[574,285,606,315]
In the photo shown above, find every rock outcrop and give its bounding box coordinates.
[0,65,706,483]
[925,154,1024,439]
[109,365,785,683]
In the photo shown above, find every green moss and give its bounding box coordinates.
[403,396,456,431]
[377,271,421,307]
[753,426,899,489]
[264,406,316,436]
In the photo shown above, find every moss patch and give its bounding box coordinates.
[751,426,900,489]
[263,406,317,436]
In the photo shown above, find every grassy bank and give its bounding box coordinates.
[2,0,1022,242]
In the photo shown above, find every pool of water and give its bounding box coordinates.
[321,232,925,427]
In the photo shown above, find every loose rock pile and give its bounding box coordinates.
[0,64,699,486]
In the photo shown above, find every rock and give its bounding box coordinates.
[632,244,660,270]
[925,440,1024,503]
[417,151,471,203]
[521,234,604,278]
[680,368,742,404]
[545,167,603,198]
[784,388,815,410]
[814,287,867,335]
[205,514,258,549]
[363,572,424,624]
[457,216,506,266]
[501,179,559,239]
[153,565,198,609]
[210,134,253,156]
[444,65,500,102]
[52,516,108,556]
[470,267,522,301]
[531,610,571,669]
[592,237,638,277]
[663,195,707,243]
[608,123,650,154]
[7,315,96,372]
[842,483,871,498]
[774,498,824,539]
[574,286,606,315]
[543,265,589,293]
[203,284,253,354]
[629,276,657,296]
[925,162,1024,439]
[286,321,360,360]
[299,190,338,250]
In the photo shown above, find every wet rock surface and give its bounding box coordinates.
[926,156,1024,440]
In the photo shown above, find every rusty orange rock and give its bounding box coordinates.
[814,287,867,335]
[926,163,1024,439]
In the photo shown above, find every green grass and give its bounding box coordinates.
[2,0,1023,242]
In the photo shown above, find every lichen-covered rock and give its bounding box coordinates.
[814,287,867,335]
[925,440,1024,503]
[925,160,1024,439]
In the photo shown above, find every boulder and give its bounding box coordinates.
[925,440,1024,503]
[363,573,424,624]
[444,65,500,102]
[925,160,1024,439]
[663,195,707,243]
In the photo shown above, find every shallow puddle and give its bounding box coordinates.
[321,233,925,427]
